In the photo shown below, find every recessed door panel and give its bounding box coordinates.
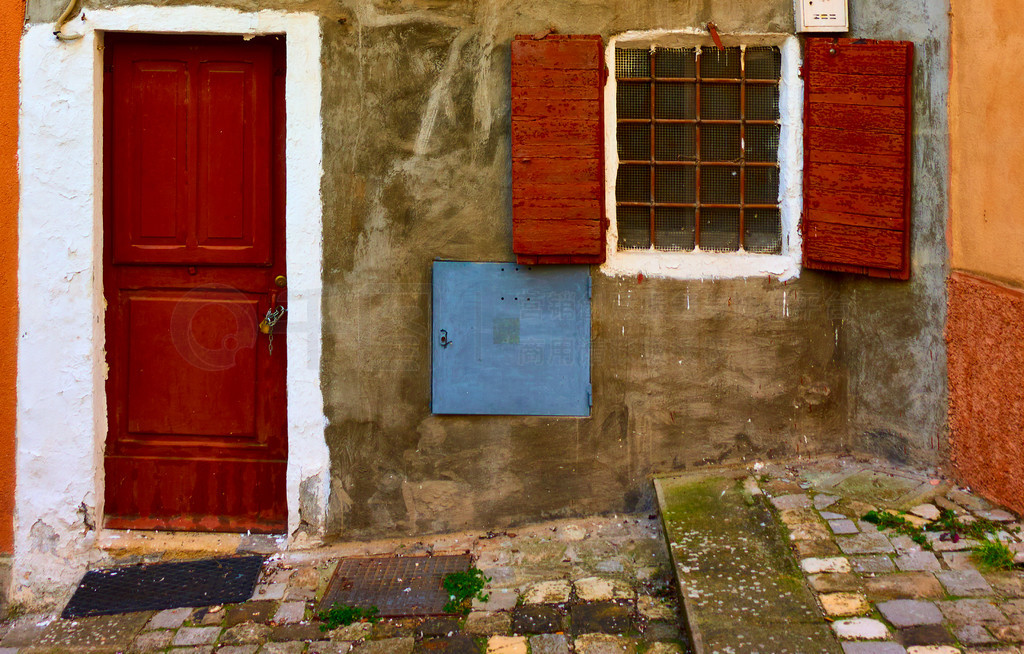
[127,60,189,247]
[124,291,259,438]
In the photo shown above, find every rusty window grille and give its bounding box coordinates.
[615,46,782,253]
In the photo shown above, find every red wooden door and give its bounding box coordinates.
[103,34,287,533]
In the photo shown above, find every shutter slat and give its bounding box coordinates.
[512,34,605,264]
[807,126,906,157]
[805,43,909,76]
[512,98,601,118]
[804,221,904,270]
[807,103,905,133]
[807,162,905,196]
[511,39,601,69]
[808,149,904,169]
[807,189,904,219]
[511,68,601,88]
[513,219,603,253]
[802,38,913,279]
[807,89,906,107]
[806,208,905,231]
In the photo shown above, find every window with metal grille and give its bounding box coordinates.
[614,46,782,254]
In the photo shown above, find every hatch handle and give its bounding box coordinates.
[439,329,453,348]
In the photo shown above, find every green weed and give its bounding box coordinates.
[927,509,1010,542]
[442,567,491,615]
[861,510,928,546]
[862,507,1016,551]
[972,540,1017,571]
[317,604,380,632]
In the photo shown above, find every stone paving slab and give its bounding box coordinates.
[762,457,1024,654]
[655,472,843,654]
[22,611,152,653]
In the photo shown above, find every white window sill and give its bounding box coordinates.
[600,248,801,281]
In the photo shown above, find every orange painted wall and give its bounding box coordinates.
[948,0,1024,514]
[0,0,22,554]
[949,0,1024,286]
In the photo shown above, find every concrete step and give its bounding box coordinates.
[654,470,843,654]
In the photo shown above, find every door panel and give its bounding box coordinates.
[104,34,286,533]
[111,39,273,266]
[128,60,189,246]
[124,290,260,438]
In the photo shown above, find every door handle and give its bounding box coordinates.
[439,329,452,348]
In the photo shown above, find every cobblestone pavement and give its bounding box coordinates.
[0,516,689,653]
[754,458,1024,654]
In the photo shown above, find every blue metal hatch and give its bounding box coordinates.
[431,261,591,416]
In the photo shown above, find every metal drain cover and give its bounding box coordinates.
[319,554,472,617]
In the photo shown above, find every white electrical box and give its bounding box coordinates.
[796,0,849,32]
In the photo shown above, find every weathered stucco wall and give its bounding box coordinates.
[838,0,950,465]
[316,0,850,539]
[1,0,23,560]
[946,0,1024,512]
[947,273,1024,515]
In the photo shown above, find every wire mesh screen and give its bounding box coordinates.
[701,124,740,161]
[701,209,741,252]
[655,165,695,204]
[616,165,650,203]
[655,207,696,251]
[617,206,652,250]
[701,167,741,204]
[655,48,696,78]
[617,82,650,120]
[745,209,783,254]
[616,48,650,78]
[700,47,741,78]
[655,83,696,119]
[615,45,782,252]
[745,46,781,80]
[746,124,780,162]
[746,85,780,121]
[655,123,695,160]
[618,123,650,161]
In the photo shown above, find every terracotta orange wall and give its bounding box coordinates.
[947,273,1024,516]
[0,0,22,555]
[949,0,1024,285]
[947,0,1024,514]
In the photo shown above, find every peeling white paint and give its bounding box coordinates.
[16,6,326,606]
[600,32,803,282]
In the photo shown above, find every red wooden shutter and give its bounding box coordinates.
[511,35,606,264]
[802,38,913,279]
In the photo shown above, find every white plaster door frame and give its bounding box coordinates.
[16,7,327,604]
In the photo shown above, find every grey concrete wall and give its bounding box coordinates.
[841,0,950,465]
[23,0,949,538]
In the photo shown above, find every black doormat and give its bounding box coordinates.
[62,555,266,619]
[319,554,472,617]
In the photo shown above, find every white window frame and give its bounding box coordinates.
[601,31,803,281]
